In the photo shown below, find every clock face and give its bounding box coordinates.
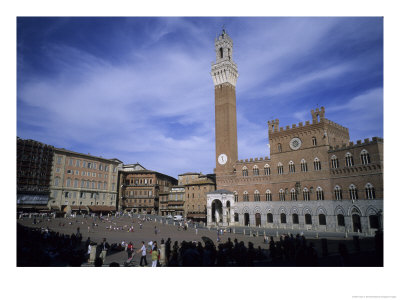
[218,154,228,165]
[289,138,302,150]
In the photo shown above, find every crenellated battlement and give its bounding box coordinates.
[268,106,348,135]
[237,157,270,164]
[328,137,383,151]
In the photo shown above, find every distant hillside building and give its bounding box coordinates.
[207,30,383,233]
[17,137,54,212]
[119,165,177,214]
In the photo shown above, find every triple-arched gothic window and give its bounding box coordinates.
[361,149,371,165]
[289,161,295,173]
[334,185,342,200]
[264,164,271,176]
[349,184,358,200]
[345,152,354,167]
[303,187,310,201]
[300,159,308,172]
[253,165,259,176]
[254,190,260,202]
[365,183,375,199]
[242,166,248,177]
[290,188,297,201]
[279,189,285,201]
[277,162,284,174]
[331,155,339,168]
[316,186,324,200]
[314,157,321,171]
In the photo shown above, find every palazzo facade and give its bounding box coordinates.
[207,30,383,234]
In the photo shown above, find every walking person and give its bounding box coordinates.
[100,238,109,264]
[151,241,160,267]
[137,241,148,266]
[127,242,133,259]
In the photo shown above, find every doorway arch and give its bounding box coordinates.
[255,213,261,226]
[211,199,223,224]
[352,214,362,232]
[244,213,250,226]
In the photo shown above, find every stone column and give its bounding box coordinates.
[159,244,166,266]
[207,208,212,225]
[249,214,255,227]
[360,216,369,233]
[222,206,227,226]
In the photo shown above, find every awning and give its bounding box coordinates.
[70,205,89,211]
[187,213,207,218]
[87,205,116,212]
[168,201,184,206]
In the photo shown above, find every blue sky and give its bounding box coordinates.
[17,17,383,178]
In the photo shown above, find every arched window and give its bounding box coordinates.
[365,183,376,199]
[279,189,285,201]
[267,213,273,223]
[292,214,299,224]
[303,188,310,201]
[300,159,308,172]
[254,190,260,202]
[74,179,79,188]
[369,215,379,229]
[319,214,327,225]
[253,165,259,176]
[219,47,223,59]
[290,188,297,201]
[265,190,272,201]
[305,213,312,225]
[54,177,60,187]
[280,213,287,224]
[314,157,321,171]
[66,178,71,187]
[312,137,317,146]
[334,185,342,200]
[278,143,282,153]
[81,179,85,188]
[242,166,248,177]
[316,186,324,200]
[234,213,239,222]
[331,155,339,168]
[277,162,284,174]
[345,152,354,167]
[337,214,345,226]
[264,164,271,176]
[234,191,238,202]
[361,149,371,165]
[349,184,358,200]
[243,191,249,202]
[288,161,295,173]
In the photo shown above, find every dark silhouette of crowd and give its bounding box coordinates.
[163,237,269,267]
[17,223,86,266]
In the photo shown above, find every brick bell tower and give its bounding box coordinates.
[211,29,239,178]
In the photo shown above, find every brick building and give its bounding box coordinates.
[17,137,54,212]
[119,166,177,214]
[179,173,216,221]
[207,30,383,233]
[49,148,122,214]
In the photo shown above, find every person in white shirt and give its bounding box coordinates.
[137,241,148,266]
